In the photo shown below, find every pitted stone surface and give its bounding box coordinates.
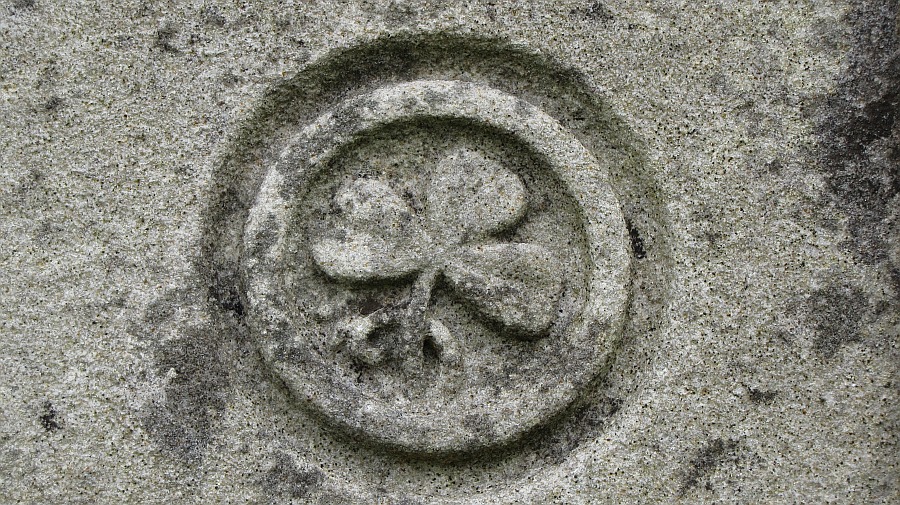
[1,1,897,504]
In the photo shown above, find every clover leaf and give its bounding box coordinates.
[311,149,563,366]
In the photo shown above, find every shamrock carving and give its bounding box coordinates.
[311,149,563,366]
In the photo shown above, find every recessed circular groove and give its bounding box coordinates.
[243,79,630,456]
[197,33,673,501]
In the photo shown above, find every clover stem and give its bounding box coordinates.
[399,266,440,363]
[406,266,440,330]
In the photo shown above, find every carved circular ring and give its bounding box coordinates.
[243,80,631,456]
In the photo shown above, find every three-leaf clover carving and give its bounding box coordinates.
[311,149,564,366]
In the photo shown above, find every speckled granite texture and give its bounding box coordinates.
[0,1,897,503]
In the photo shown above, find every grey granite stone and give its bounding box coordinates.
[0,0,896,503]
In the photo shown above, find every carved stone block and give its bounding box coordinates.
[0,1,896,503]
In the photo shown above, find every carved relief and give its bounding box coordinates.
[311,149,563,368]
[242,80,631,455]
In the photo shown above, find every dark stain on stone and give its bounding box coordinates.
[586,2,615,21]
[273,341,312,363]
[134,290,186,337]
[210,269,244,318]
[11,0,36,10]
[485,3,497,23]
[571,1,614,22]
[37,59,57,88]
[463,413,496,440]
[200,5,226,27]
[132,288,236,463]
[625,218,647,259]
[33,220,64,245]
[43,96,62,112]
[747,386,778,405]
[423,88,447,108]
[39,401,61,432]
[154,23,180,53]
[143,326,229,461]
[13,168,42,195]
[772,329,794,347]
[261,453,324,499]
[806,284,865,359]
[815,0,899,289]
[680,438,740,494]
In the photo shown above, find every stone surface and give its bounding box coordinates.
[0,0,897,503]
